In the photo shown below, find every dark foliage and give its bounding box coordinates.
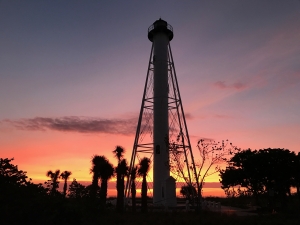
[113,146,128,213]
[91,155,114,207]
[46,169,60,196]
[180,184,197,201]
[2,156,300,224]
[68,178,88,199]
[220,148,299,211]
[115,158,129,212]
[60,170,72,197]
[138,157,151,213]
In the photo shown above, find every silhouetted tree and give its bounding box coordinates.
[292,152,300,199]
[138,157,151,213]
[220,148,296,210]
[113,146,125,163]
[90,155,102,199]
[115,158,128,212]
[180,184,197,201]
[0,158,37,201]
[68,178,87,199]
[60,170,72,197]
[99,158,114,206]
[46,169,60,196]
[196,139,240,199]
[166,137,239,205]
[91,155,114,206]
[220,149,258,197]
[113,146,127,212]
[0,158,28,187]
[0,158,53,224]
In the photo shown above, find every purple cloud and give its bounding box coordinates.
[213,81,248,90]
[3,116,138,135]
[213,114,233,119]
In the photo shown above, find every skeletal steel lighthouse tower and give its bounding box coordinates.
[126,19,198,207]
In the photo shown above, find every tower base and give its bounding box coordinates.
[154,176,177,207]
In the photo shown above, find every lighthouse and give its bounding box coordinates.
[148,19,174,205]
[125,19,198,207]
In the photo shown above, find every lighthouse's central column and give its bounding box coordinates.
[148,19,175,205]
[153,32,169,205]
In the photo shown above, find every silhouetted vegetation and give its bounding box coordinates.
[138,157,151,213]
[180,184,197,201]
[113,146,128,213]
[91,155,114,207]
[220,148,300,213]
[1,147,300,224]
[60,170,72,197]
[195,139,240,199]
[46,169,60,196]
[68,178,88,199]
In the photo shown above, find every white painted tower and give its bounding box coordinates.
[148,19,174,204]
[125,19,198,207]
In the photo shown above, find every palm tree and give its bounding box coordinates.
[113,146,127,212]
[99,157,114,206]
[90,155,101,199]
[115,158,128,212]
[113,146,125,163]
[60,170,72,197]
[138,157,151,213]
[46,169,60,196]
[130,166,137,212]
[91,155,114,205]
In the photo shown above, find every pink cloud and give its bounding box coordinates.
[192,113,233,120]
[213,81,248,90]
[184,112,194,120]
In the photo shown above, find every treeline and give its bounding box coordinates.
[2,147,300,223]
[0,146,151,224]
[219,148,300,211]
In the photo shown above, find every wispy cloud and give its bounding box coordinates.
[184,112,194,120]
[197,137,215,142]
[213,114,233,119]
[213,81,248,90]
[3,116,138,135]
[195,113,233,120]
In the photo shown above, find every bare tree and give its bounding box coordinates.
[195,139,240,198]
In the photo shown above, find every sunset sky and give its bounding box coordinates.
[0,1,300,196]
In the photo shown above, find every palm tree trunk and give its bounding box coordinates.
[141,175,147,213]
[91,173,98,199]
[131,180,136,212]
[63,179,67,197]
[120,176,125,212]
[51,178,58,196]
[116,173,122,212]
[100,179,108,206]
